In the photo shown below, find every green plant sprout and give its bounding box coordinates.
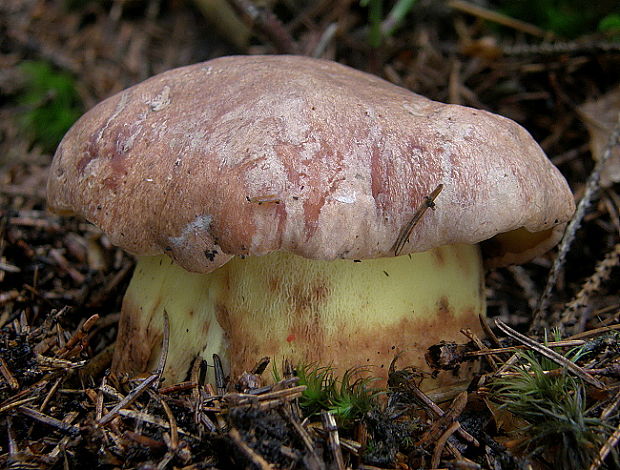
[295,364,336,416]
[492,339,613,470]
[599,13,620,39]
[360,0,418,47]
[294,364,383,424]
[328,368,383,421]
[17,61,82,152]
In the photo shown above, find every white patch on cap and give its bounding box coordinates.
[402,101,426,117]
[94,91,129,145]
[148,85,171,112]
[333,192,356,204]
[169,214,213,248]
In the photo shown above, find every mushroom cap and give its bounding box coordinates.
[47,55,575,272]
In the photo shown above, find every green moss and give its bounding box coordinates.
[491,344,612,469]
[360,0,418,47]
[295,364,383,425]
[17,61,82,152]
[498,0,618,38]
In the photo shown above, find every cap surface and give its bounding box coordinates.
[47,55,575,272]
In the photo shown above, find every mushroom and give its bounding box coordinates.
[47,55,575,387]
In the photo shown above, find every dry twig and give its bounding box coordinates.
[533,114,620,331]
[392,184,444,256]
[495,319,605,389]
[322,411,345,470]
[559,243,620,334]
[98,374,159,425]
[590,422,620,470]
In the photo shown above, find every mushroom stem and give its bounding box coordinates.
[112,245,485,386]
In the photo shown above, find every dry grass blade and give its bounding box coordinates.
[392,183,444,256]
[5,415,17,455]
[93,312,169,422]
[116,409,193,436]
[0,357,19,389]
[18,406,80,435]
[338,437,363,456]
[465,338,587,356]
[124,430,166,449]
[155,392,191,469]
[213,353,227,395]
[35,354,85,369]
[416,391,468,446]
[225,385,307,407]
[432,420,461,468]
[495,319,605,389]
[280,405,322,466]
[504,41,620,56]
[40,376,62,412]
[321,411,345,470]
[401,378,479,447]
[589,422,620,470]
[461,327,500,370]
[448,0,550,37]
[159,381,198,394]
[569,323,620,339]
[56,313,99,358]
[47,412,80,460]
[159,397,179,450]
[98,374,159,425]
[0,396,38,413]
[600,388,620,421]
[155,310,170,379]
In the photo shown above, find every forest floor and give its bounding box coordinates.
[1,0,619,468]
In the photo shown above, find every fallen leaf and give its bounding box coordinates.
[577,86,620,187]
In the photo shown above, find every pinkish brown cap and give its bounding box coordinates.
[47,55,575,271]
